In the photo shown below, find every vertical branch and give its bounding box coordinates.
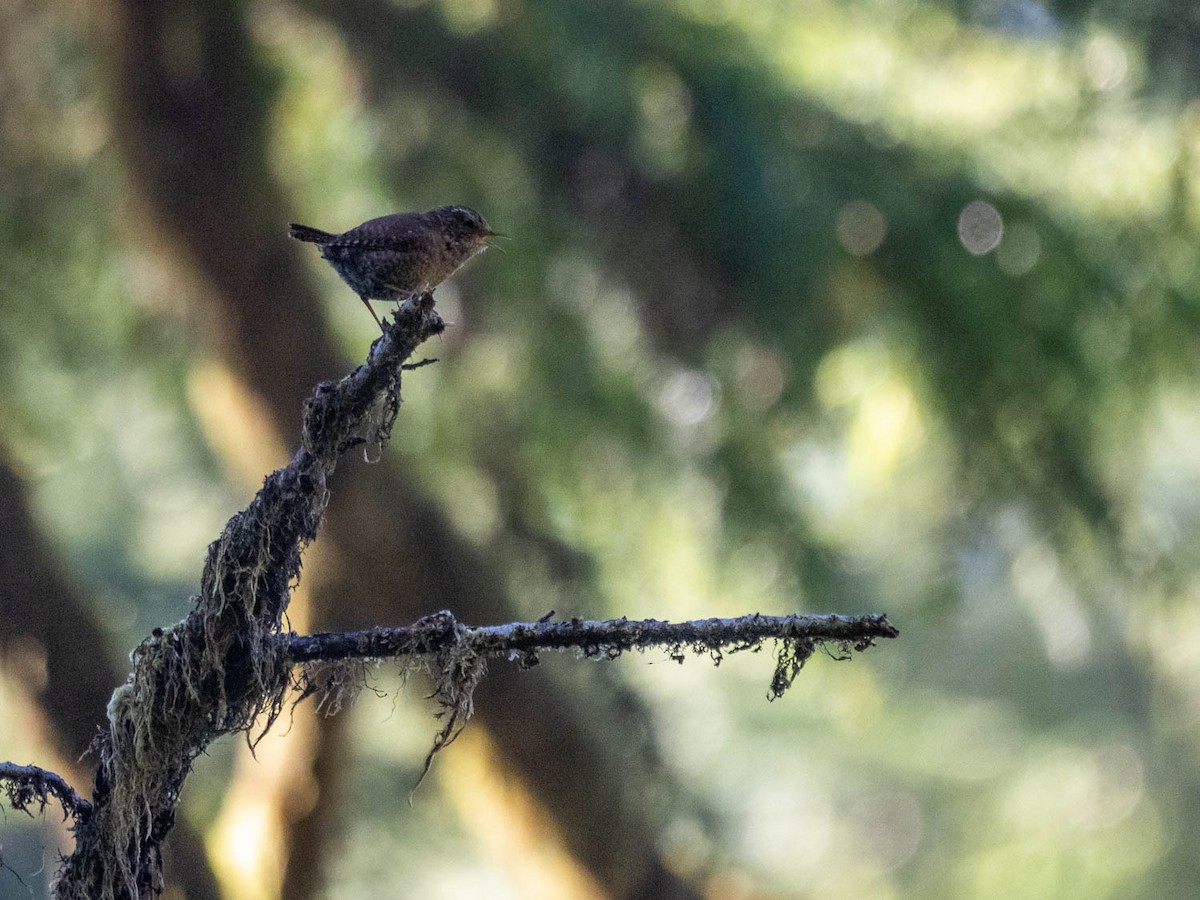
[54,308,444,899]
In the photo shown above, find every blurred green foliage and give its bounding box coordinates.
[5,0,1200,896]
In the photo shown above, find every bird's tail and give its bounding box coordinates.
[288,223,334,244]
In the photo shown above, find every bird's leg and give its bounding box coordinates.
[360,295,385,332]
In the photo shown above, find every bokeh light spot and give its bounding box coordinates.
[734,346,787,410]
[847,790,924,871]
[958,200,1004,255]
[836,200,888,256]
[657,369,718,430]
[440,0,499,34]
[997,220,1042,276]
[1084,36,1129,92]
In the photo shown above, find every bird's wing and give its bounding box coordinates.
[334,214,433,252]
[333,231,426,252]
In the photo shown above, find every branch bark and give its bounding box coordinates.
[288,610,896,673]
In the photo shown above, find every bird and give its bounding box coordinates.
[289,205,495,331]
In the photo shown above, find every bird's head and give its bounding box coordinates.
[434,206,495,243]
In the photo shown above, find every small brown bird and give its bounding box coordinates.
[289,205,495,330]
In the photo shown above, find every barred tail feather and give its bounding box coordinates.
[288,223,334,243]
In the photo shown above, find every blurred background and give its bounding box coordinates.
[2,0,1198,896]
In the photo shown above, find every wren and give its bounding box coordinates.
[289,205,495,330]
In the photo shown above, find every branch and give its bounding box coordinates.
[0,762,91,822]
[53,303,444,899]
[286,610,898,670]
[38,288,899,897]
[287,610,898,783]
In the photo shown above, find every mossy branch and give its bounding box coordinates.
[50,300,445,900]
[288,610,898,784]
[287,610,897,663]
[5,295,900,898]
[287,610,898,698]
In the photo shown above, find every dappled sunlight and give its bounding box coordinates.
[998,743,1155,855]
[1010,541,1091,667]
[687,0,1178,221]
[259,5,389,218]
[440,0,505,35]
[439,463,504,543]
[633,62,694,177]
[437,727,606,900]
[796,338,943,564]
[207,799,284,900]
[849,379,923,483]
[739,775,835,878]
[656,367,720,445]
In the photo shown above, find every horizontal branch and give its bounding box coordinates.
[285,610,898,665]
[0,762,91,822]
[288,610,898,781]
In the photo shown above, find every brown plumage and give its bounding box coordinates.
[289,205,494,330]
